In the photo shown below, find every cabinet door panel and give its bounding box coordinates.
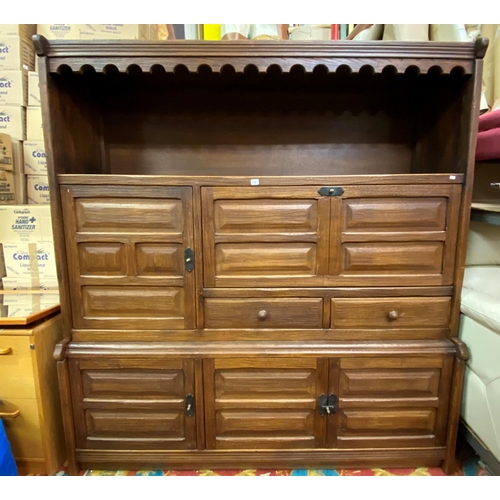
[61,185,195,330]
[202,187,330,287]
[329,184,461,286]
[328,355,453,449]
[69,357,198,451]
[204,357,328,449]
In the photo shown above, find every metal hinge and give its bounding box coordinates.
[318,394,337,416]
[318,187,344,197]
[185,394,195,417]
[185,248,194,273]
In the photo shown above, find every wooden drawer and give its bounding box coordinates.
[0,336,36,399]
[204,298,323,329]
[2,398,44,460]
[331,297,451,330]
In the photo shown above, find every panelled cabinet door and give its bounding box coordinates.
[68,357,198,450]
[61,185,195,329]
[328,184,461,286]
[203,357,329,449]
[201,187,330,287]
[326,356,454,449]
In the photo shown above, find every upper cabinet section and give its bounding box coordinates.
[202,183,461,287]
[61,185,196,330]
[34,39,486,179]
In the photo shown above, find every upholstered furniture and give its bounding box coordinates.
[459,220,500,475]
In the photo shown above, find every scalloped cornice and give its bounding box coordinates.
[33,36,488,76]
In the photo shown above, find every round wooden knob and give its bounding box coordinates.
[257,310,269,321]
[387,310,399,321]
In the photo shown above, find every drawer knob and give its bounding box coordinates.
[257,310,269,321]
[387,310,399,321]
[0,347,12,355]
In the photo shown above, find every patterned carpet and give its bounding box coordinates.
[36,439,491,476]
[51,459,486,476]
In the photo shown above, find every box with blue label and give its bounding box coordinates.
[0,205,53,242]
[1,242,57,280]
[23,141,47,174]
[0,70,28,106]
[27,175,50,204]
[0,35,34,71]
[0,105,25,141]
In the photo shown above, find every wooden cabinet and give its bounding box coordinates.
[35,37,487,474]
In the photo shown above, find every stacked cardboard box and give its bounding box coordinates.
[0,133,26,204]
[0,204,57,290]
[36,24,159,41]
[0,24,36,145]
[24,67,49,204]
[0,25,37,205]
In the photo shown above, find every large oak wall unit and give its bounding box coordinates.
[33,35,488,474]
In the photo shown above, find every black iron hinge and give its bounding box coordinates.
[318,394,337,416]
[185,248,194,273]
[318,187,344,197]
[185,394,195,417]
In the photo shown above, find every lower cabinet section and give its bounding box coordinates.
[203,357,328,449]
[66,349,455,462]
[68,358,197,450]
[333,357,453,449]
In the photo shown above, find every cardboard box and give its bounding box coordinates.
[11,138,22,171]
[1,293,60,317]
[0,35,35,71]
[27,105,43,141]
[23,141,46,174]
[0,25,36,39]
[0,205,53,242]
[13,169,26,204]
[0,132,13,171]
[80,24,153,40]
[36,24,83,41]
[0,105,25,141]
[1,277,58,291]
[1,242,57,279]
[28,70,40,106]
[383,24,429,41]
[0,169,15,204]
[27,175,50,204]
[289,26,331,40]
[0,69,28,106]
